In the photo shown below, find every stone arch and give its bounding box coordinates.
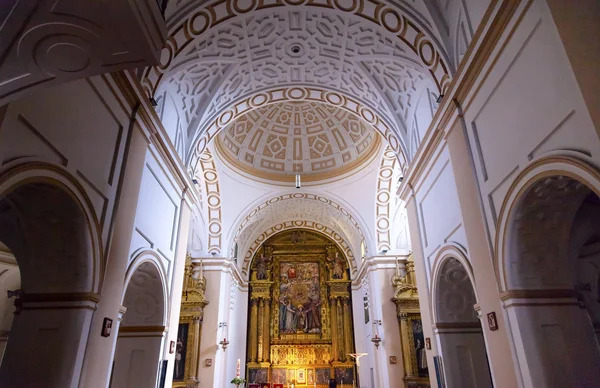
[187,87,410,177]
[495,155,600,292]
[0,161,102,387]
[242,220,357,276]
[122,249,169,327]
[229,192,371,266]
[112,250,169,388]
[0,160,102,294]
[375,146,398,252]
[247,227,355,278]
[494,154,600,387]
[430,243,493,388]
[430,243,478,324]
[195,149,222,254]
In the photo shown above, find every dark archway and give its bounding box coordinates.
[433,256,493,388]
[0,180,97,387]
[112,258,167,388]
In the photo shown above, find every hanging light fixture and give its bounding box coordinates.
[295,174,301,189]
[218,322,229,350]
[371,320,382,349]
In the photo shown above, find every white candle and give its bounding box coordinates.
[236,359,240,377]
[199,260,203,279]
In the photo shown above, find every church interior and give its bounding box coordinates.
[0,0,598,387]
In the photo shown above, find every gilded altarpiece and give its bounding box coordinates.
[173,255,209,388]
[247,230,356,387]
[391,254,430,388]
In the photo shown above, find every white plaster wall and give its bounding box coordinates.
[129,150,183,287]
[112,336,163,388]
[0,77,132,256]
[463,0,600,242]
[438,330,492,388]
[427,0,492,69]
[197,265,247,387]
[413,146,468,283]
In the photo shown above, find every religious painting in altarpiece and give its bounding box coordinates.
[246,229,356,387]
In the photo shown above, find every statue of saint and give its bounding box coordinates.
[255,254,270,280]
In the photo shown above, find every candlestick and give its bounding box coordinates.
[236,358,240,377]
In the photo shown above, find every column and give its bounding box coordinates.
[330,297,339,362]
[263,298,271,363]
[397,313,413,377]
[188,317,201,382]
[336,298,345,362]
[257,298,264,363]
[342,298,353,355]
[446,116,518,387]
[0,295,98,387]
[79,120,149,388]
[249,298,259,363]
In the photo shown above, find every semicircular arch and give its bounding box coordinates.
[229,191,372,262]
[122,249,169,327]
[244,223,356,277]
[0,160,103,294]
[495,154,600,293]
[430,243,478,324]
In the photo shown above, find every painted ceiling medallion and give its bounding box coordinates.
[215,101,381,183]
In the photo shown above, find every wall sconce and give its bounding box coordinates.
[218,322,229,350]
[371,320,382,349]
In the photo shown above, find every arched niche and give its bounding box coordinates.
[0,165,101,387]
[112,253,168,388]
[245,229,357,386]
[431,246,492,388]
[496,156,600,387]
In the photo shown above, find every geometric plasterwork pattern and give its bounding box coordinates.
[231,193,367,264]
[142,2,451,163]
[376,147,397,251]
[197,149,222,254]
[242,220,355,275]
[510,176,589,290]
[435,258,477,324]
[187,87,409,182]
[122,262,165,326]
[215,101,380,180]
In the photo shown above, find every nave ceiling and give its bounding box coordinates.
[144,0,454,172]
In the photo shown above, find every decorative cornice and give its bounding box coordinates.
[109,71,200,206]
[500,289,578,301]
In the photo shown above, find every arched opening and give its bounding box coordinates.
[112,260,167,388]
[433,257,492,388]
[245,229,357,386]
[501,173,600,387]
[0,181,97,387]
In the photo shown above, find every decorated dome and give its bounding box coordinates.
[215,101,380,183]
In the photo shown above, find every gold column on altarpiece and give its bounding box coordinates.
[249,298,259,363]
[174,254,209,388]
[391,254,430,387]
[330,296,339,362]
[342,297,353,355]
[257,298,265,362]
[262,298,271,363]
[336,298,345,361]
